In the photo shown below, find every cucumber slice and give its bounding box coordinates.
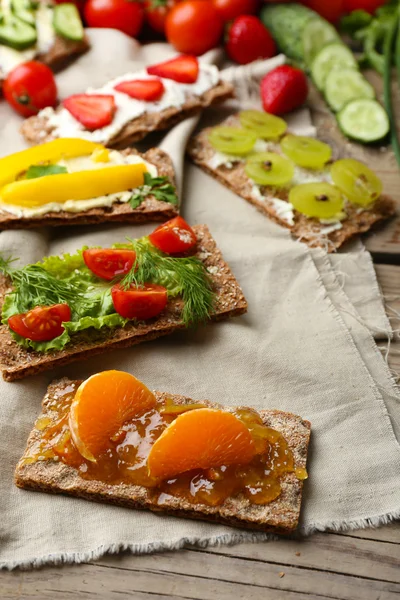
[0,16,36,50]
[338,99,389,143]
[11,0,35,26]
[311,43,358,91]
[325,68,375,112]
[302,18,340,67]
[53,4,83,41]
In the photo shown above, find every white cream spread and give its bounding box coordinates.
[0,2,57,76]
[0,150,157,217]
[40,64,220,144]
[319,222,343,235]
[250,185,295,226]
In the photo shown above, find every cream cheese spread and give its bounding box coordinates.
[0,150,157,217]
[319,222,343,235]
[41,64,220,144]
[0,2,56,76]
[250,185,295,226]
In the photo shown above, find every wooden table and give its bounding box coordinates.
[1,74,400,599]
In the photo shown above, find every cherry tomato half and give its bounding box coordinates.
[149,216,197,254]
[83,248,137,281]
[84,0,144,37]
[166,0,224,55]
[112,283,168,319]
[8,304,71,342]
[4,61,57,118]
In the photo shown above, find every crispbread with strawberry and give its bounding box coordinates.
[188,110,395,251]
[20,55,234,148]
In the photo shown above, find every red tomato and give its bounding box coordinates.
[83,248,137,281]
[166,0,224,55]
[342,0,386,14]
[84,0,144,37]
[145,0,180,34]
[225,15,276,65]
[8,304,71,342]
[300,0,344,23]
[212,0,259,22]
[3,61,57,118]
[149,216,197,254]
[112,283,168,319]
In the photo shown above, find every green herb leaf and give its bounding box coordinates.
[25,164,68,179]
[129,173,178,210]
[120,238,214,327]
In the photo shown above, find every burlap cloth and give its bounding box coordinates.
[0,31,399,569]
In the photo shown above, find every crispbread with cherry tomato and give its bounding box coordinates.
[0,223,247,381]
[187,111,395,252]
[21,56,234,148]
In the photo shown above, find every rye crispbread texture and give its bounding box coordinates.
[187,116,396,252]
[0,148,178,229]
[0,225,247,381]
[21,81,234,148]
[15,379,311,534]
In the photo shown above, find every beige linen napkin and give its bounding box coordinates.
[0,31,399,569]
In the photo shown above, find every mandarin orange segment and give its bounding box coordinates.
[69,370,156,462]
[147,408,256,480]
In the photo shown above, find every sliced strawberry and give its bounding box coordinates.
[63,94,116,130]
[114,78,165,102]
[147,55,199,84]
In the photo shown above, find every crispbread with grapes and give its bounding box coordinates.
[0,148,178,229]
[15,378,311,534]
[187,115,395,252]
[0,225,247,381]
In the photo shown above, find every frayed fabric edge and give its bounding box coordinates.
[2,507,400,571]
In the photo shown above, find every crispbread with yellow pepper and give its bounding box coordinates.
[15,378,311,534]
[0,146,178,229]
[187,114,395,252]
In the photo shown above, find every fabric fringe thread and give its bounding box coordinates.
[3,506,400,571]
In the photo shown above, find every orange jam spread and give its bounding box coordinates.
[24,382,307,507]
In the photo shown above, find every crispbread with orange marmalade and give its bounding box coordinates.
[15,378,311,534]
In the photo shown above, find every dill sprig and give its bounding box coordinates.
[0,256,95,317]
[121,238,214,326]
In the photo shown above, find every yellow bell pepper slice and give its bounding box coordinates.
[0,139,104,190]
[0,163,147,208]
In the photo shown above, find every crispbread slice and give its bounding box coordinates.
[15,379,311,534]
[0,225,247,381]
[187,116,396,252]
[0,148,178,229]
[21,81,234,148]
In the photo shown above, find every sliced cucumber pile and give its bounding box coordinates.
[302,19,340,66]
[0,1,84,51]
[53,4,84,42]
[311,43,358,91]
[338,99,389,143]
[325,69,375,112]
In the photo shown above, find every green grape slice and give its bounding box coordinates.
[245,152,294,187]
[281,134,332,169]
[239,110,287,140]
[209,127,257,156]
[330,159,382,207]
[289,182,344,219]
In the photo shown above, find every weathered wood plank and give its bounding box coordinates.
[338,521,400,544]
[1,550,399,600]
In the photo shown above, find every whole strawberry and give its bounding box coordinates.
[260,65,309,115]
[225,15,276,65]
